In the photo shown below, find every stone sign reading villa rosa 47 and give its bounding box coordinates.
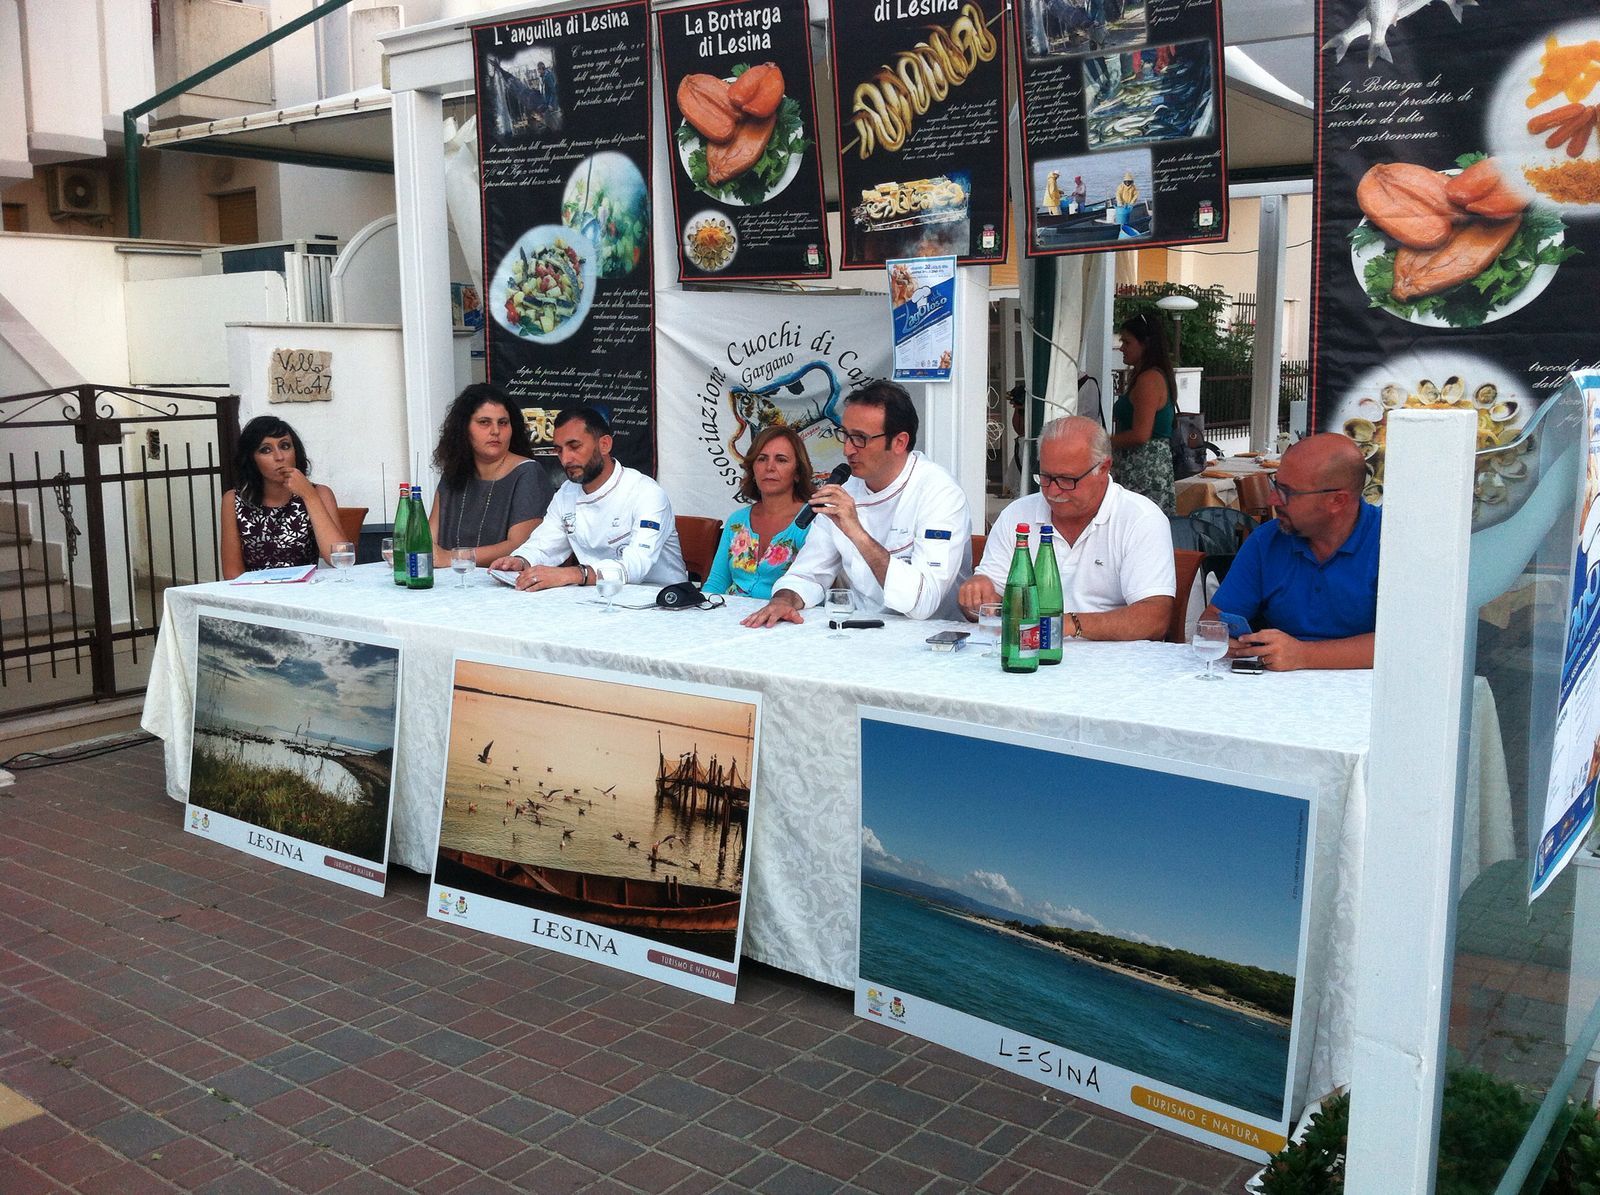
[855,708,1316,1162]
[185,610,401,897]
[429,653,762,1002]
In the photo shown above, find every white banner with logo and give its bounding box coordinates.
[887,255,956,382]
[656,290,894,517]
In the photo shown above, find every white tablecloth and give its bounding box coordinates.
[141,563,1514,1100]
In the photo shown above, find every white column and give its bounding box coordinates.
[1346,409,1477,1194]
[391,86,454,492]
[1249,193,1287,452]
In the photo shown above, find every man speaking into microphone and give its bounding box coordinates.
[743,380,972,626]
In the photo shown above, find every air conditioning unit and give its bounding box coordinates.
[47,167,112,219]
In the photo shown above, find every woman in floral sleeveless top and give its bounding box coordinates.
[703,427,816,600]
[221,416,344,578]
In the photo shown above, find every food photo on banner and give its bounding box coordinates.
[654,289,894,516]
[428,655,761,1002]
[185,610,401,897]
[828,0,1008,269]
[656,0,830,281]
[474,2,656,472]
[1015,0,1227,256]
[887,255,957,381]
[855,709,1315,1162]
[1311,0,1600,519]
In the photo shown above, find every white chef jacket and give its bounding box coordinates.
[774,451,971,621]
[976,484,1174,611]
[511,463,687,585]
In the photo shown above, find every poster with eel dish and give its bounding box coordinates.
[474,2,656,472]
[657,0,831,281]
[1015,0,1228,256]
[828,0,1009,269]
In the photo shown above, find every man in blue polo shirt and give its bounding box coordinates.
[1204,433,1380,671]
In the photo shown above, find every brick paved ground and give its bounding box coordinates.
[0,739,1262,1193]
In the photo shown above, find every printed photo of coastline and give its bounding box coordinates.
[432,657,759,974]
[857,711,1313,1123]
[188,613,400,893]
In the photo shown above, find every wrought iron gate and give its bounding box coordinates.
[0,385,239,717]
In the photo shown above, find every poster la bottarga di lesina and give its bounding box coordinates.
[1312,1,1600,898]
[828,0,1009,270]
[474,2,656,472]
[1015,0,1227,257]
[656,0,831,282]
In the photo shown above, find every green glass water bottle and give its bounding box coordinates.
[1035,524,1063,665]
[405,484,434,590]
[1001,523,1039,674]
[391,482,411,586]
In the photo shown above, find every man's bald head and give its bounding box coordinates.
[1283,433,1367,494]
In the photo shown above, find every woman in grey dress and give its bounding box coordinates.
[427,385,554,566]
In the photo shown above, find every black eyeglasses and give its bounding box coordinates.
[1033,463,1103,493]
[1269,479,1345,503]
[837,429,889,450]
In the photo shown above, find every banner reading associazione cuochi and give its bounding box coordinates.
[855,708,1315,1162]
[656,0,831,282]
[1015,0,1227,257]
[474,2,656,473]
[828,0,1008,270]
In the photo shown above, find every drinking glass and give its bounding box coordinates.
[330,541,356,581]
[451,547,476,589]
[826,587,854,638]
[596,570,624,614]
[1192,619,1229,680]
[977,601,1003,658]
[380,537,394,568]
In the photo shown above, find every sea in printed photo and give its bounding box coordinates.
[861,882,1290,1118]
[858,713,1311,1123]
[435,659,757,960]
[189,615,398,862]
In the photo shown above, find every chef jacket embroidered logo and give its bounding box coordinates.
[639,520,660,530]
[562,513,576,535]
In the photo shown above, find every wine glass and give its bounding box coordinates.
[451,547,476,589]
[1192,619,1229,680]
[330,541,356,581]
[977,601,1003,658]
[380,537,394,568]
[826,587,854,638]
[596,569,624,614]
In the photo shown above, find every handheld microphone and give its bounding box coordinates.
[795,463,851,529]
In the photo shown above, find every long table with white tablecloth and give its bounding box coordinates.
[141,563,1514,1101]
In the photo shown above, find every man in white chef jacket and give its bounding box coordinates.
[490,406,687,590]
[743,380,971,625]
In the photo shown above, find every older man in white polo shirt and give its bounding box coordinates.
[959,416,1174,641]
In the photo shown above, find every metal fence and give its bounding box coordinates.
[0,385,238,717]
[1200,359,1308,431]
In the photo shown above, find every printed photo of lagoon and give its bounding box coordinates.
[858,712,1312,1122]
[434,658,758,963]
[189,614,399,868]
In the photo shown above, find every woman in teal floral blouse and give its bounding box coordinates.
[703,426,816,599]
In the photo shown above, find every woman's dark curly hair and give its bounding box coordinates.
[737,425,817,503]
[233,415,309,505]
[432,384,535,487]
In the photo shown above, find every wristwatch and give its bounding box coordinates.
[1068,612,1085,639]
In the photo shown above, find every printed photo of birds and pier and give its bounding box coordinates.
[435,659,758,962]
[858,714,1312,1122]
[188,615,400,866]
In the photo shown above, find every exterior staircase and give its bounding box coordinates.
[0,497,97,713]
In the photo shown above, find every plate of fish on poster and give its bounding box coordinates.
[1014,0,1227,257]
[1311,2,1600,453]
[657,0,831,281]
[473,2,657,473]
[827,0,1008,270]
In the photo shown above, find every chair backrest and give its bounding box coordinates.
[1167,549,1205,644]
[1188,507,1257,557]
[970,533,987,570]
[675,515,723,584]
[1167,514,1200,552]
[1235,472,1275,524]
[336,506,368,545]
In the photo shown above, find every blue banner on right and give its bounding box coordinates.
[1534,371,1600,901]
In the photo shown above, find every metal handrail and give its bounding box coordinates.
[122,0,358,237]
